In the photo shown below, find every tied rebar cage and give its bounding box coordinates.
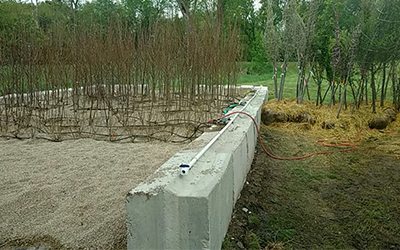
[0,16,242,142]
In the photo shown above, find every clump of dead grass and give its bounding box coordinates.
[263,98,400,141]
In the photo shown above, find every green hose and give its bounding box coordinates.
[224,104,239,115]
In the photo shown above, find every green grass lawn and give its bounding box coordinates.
[237,62,325,102]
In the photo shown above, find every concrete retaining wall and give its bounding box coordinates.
[126,86,268,249]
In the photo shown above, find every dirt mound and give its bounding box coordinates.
[261,108,315,125]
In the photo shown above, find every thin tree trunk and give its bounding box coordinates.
[371,66,377,113]
[348,80,357,107]
[353,79,362,113]
[296,57,302,103]
[30,0,39,28]
[344,83,347,110]
[357,77,364,109]
[384,75,390,104]
[365,72,368,105]
[278,61,288,102]
[217,0,224,33]
[316,81,320,105]
[35,0,39,28]
[328,71,336,108]
[316,79,322,106]
[177,0,192,33]
[380,63,386,107]
[272,62,278,98]
[392,63,396,106]
[383,64,392,105]
[321,83,331,105]
[337,79,347,118]
[329,81,335,108]
[300,57,315,104]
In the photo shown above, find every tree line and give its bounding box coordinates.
[260,0,400,115]
[1,0,400,114]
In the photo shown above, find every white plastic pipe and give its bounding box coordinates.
[180,88,259,176]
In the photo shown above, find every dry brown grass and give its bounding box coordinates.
[263,98,400,141]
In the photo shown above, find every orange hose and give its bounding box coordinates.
[212,111,397,160]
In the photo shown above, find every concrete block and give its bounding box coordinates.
[126,86,268,249]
